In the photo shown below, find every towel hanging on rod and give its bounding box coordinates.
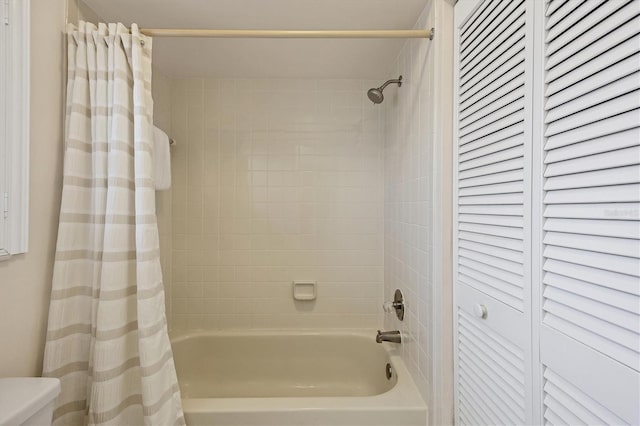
[153,126,172,191]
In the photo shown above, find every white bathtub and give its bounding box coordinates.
[171,330,427,426]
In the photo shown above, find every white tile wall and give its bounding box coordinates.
[170,78,385,330]
[382,0,436,411]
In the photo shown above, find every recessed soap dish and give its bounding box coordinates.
[293,281,316,301]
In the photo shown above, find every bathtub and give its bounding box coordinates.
[171,330,427,426]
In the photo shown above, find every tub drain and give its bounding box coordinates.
[385,363,393,380]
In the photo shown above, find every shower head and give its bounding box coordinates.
[367,75,402,104]
[367,88,384,104]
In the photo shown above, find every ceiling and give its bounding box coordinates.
[80,0,429,79]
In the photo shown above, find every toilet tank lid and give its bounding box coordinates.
[0,378,61,426]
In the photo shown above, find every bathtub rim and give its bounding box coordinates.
[170,328,427,415]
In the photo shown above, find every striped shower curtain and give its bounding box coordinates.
[43,22,184,426]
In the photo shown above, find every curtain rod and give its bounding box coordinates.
[138,28,435,39]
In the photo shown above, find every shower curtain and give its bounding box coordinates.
[43,22,185,426]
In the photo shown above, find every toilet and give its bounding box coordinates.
[0,378,60,426]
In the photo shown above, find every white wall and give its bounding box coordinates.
[430,2,454,423]
[383,0,436,406]
[169,78,385,329]
[382,0,454,424]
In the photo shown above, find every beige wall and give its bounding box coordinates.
[0,0,102,377]
[0,0,68,377]
[0,0,179,377]
[66,0,100,24]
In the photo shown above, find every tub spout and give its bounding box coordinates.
[376,330,401,344]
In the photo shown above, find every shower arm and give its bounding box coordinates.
[378,76,403,91]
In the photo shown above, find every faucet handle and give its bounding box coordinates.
[383,289,404,321]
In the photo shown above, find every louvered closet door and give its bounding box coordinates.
[541,0,640,424]
[453,0,533,424]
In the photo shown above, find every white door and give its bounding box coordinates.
[539,0,640,424]
[453,0,534,424]
[454,0,640,424]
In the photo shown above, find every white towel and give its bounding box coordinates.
[153,126,172,190]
